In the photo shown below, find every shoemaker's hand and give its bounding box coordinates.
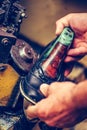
[25,81,87,128]
[56,13,87,76]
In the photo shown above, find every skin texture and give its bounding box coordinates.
[25,13,87,128]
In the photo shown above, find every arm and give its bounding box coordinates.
[73,80,87,109]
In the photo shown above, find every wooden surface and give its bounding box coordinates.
[0,64,19,106]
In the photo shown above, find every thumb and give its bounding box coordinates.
[40,83,49,97]
[25,104,39,120]
[55,22,64,35]
[55,14,70,35]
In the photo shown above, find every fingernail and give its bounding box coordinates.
[40,84,49,96]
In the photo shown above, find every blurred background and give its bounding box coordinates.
[20,0,87,46]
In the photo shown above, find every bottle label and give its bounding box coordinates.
[41,44,67,78]
[58,27,74,46]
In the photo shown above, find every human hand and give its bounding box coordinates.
[25,82,87,128]
[56,13,87,76]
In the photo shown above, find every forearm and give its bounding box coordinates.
[73,80,87,109]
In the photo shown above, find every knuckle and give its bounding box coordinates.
[37,108,49,119]
[50,82,59,89]
[67,13,74,17]
[67,13,74,20]
[56,20,59,25]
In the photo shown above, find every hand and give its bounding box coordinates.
[25,82,87,128]
[56,13,87,76]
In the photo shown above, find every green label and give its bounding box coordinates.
[58,27,74,46]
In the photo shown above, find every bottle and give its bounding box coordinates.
[20,27,74,130]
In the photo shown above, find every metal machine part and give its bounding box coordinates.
[0,0,27,64]
[0,0,44,129]
[0,0,39,116]
[0,0,26,34]
[0,28,16,63]
[0,113,21,130]
[10,38,38,75]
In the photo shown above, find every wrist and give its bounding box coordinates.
[72,80,87,110]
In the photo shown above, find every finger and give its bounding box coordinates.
[40,83,49,97]
[25,98,51,120]
[67,46,87,56]
[25,104,38,119]
[55,22,65,35]
[64,56,78,62]
[55,14,71,35]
